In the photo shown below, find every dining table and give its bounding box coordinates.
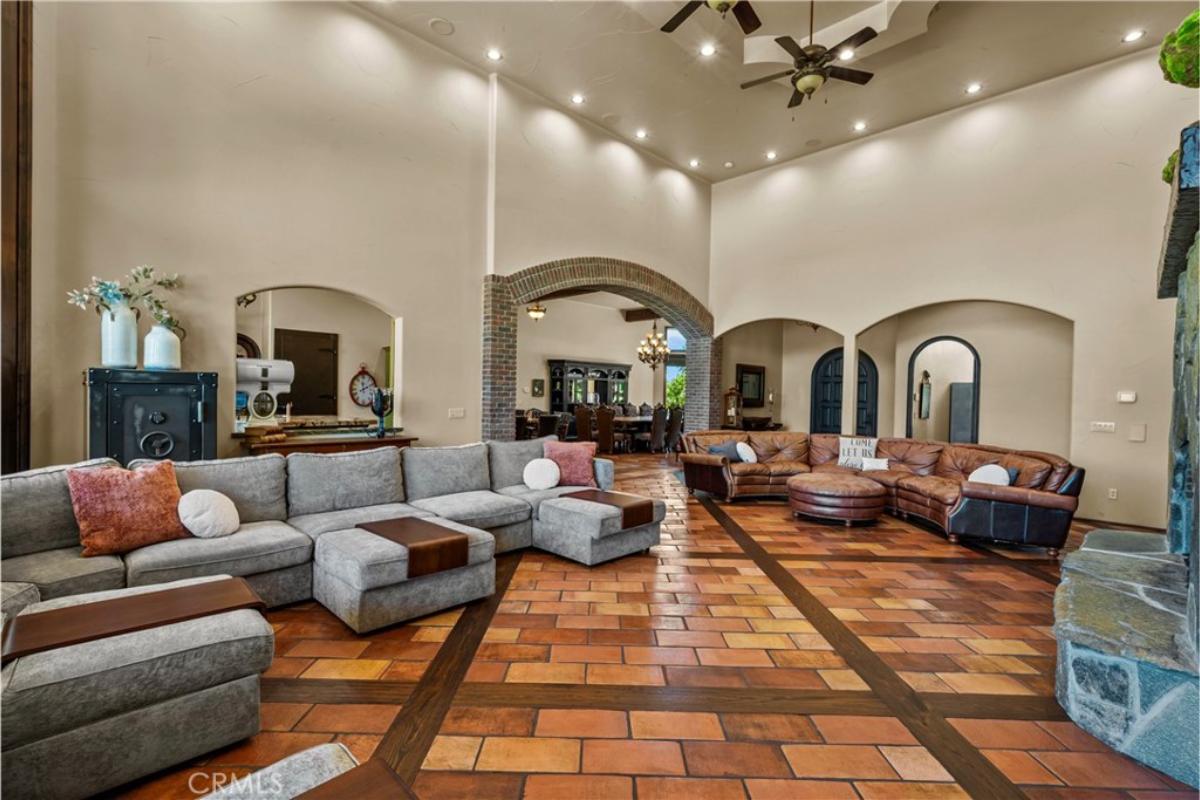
[613,415,653,433]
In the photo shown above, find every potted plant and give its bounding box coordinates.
[67,266,181,369]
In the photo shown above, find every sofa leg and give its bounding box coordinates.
[844,519,853,528]
[947,533,959,544]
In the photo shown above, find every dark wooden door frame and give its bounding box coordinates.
[2,1,32,474]
[905,335,981,442]
[810,348,879,436]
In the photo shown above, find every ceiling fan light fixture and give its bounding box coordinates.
[1122,29,1145,43]
[707,0,735,12]
[794,71,825,95]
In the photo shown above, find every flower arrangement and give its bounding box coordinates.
[67,266,183,331]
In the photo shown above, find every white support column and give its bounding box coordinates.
[840,334,858,435]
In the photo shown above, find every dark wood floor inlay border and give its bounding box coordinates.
[375,551,523,783]
[700,495,1027,800]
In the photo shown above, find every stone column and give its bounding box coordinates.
[685,334,721,431]
[481,275,517,441]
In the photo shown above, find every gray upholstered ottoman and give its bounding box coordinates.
[534,496,666,565]
[1,575,274,800]
[313,518,496,633]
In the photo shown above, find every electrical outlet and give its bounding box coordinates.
[448,407,465,419]
[1090,421,1117,433]
[1107,488,1119,500]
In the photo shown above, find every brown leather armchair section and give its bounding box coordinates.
[680,431,810,500]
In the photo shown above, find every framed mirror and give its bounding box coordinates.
[736,363,766,408]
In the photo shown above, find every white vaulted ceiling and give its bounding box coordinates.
[366,1,1192,181]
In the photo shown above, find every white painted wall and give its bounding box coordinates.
[711,51,1193,526]
[517,299,663,412]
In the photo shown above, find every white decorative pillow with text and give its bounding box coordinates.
[838,437,878,470]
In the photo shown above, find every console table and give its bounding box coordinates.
[239,431,418,456]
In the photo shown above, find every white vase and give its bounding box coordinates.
[99,301,138,368]
[144,323,182,370]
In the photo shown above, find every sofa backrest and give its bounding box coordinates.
[997,452,1054,489]
[488,436,557,490]
[877,439,943,475]
[935,446,1004,482]
[402,443,490,500]
[808,434,840,465]
[746,432,808,463]
[0,458,116,559]
[682,430,749,454]
[286,447,403,517]
[131,453,288,523]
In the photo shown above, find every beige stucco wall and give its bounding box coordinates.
[720,319,784,420]
[29,2,711,462]
[235,288,394,421]
[711,51,1193,527]
[516,300,663,412]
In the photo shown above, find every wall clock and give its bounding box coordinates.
[350,363,379,407]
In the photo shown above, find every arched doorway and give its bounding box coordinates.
[906,336,980,443]
[810,349,879,436]
[481,258,717,440]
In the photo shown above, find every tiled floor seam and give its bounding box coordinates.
[699,494,1027,800]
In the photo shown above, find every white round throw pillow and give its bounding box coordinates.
[735,442,758,463]
[968,464,1011,486]
[178,489,240,538]
[523,458,561,491]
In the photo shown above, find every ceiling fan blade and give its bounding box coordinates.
[731,2,762,34]
[740,69,795,90]
[775,36,805,61]
[788,89,804,108]
[829,26,878,56]
[661,0,703,33]
[827,66,874,85]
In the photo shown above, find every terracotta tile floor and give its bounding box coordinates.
[112,453,1194,799]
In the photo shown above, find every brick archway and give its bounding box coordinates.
[482,257,721,440]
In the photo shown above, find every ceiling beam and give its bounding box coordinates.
[622,308,658,323]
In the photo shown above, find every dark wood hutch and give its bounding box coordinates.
[547,360,631,413]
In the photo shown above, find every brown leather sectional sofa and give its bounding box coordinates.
[680,431,1085,555]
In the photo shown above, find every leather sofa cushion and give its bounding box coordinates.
[811,463,858,476]
[858,469,912,489]
[877,439,942,475]
[684,431,749,454]
[998,453,1052,489]
[762,460,810,476]
[730,462,771,477]
[898,475,963,506]
[787,474,886,499]
[808,434,840,465]
[934,447,1001,482]
[748,432,809,463]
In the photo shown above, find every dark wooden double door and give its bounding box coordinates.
[811,349,878,436]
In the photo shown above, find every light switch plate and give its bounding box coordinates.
[1117,391,1137,404]
[448,407,465,419]
[1090,421,1117,433]
[1129,423,1147,442]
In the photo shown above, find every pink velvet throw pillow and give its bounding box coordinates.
[544,440,597,488]
[67,460,190,556]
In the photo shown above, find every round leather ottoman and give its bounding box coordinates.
[787,473,886,526]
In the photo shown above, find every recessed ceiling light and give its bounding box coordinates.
[965,82,983,95]
[766,150,777,160]
[689,158,700,168]
[1122,29,1146,43]
[485,47,503,62]
[428,18,455,36]
[699,42,717,57]
[635,128,648,140]
[853,120,867,132]
[724,161,735,169]
[838,48,855,61]
[570,93,585,105]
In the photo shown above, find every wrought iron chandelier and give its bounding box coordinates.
[637,321,670,369]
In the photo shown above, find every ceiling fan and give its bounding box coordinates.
[740,1,877,108]
[661,1,762,35]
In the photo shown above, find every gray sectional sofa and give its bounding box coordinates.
[0,435,665,798]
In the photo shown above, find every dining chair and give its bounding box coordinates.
[664,406,684,460]
[638,402,653,417]
[574,405,594,443]
[623,403,637,416]
[636,406,669,452]
[595,406,628,454]
[553,413,570,441]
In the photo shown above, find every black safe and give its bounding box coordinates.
[87,369,218,465]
